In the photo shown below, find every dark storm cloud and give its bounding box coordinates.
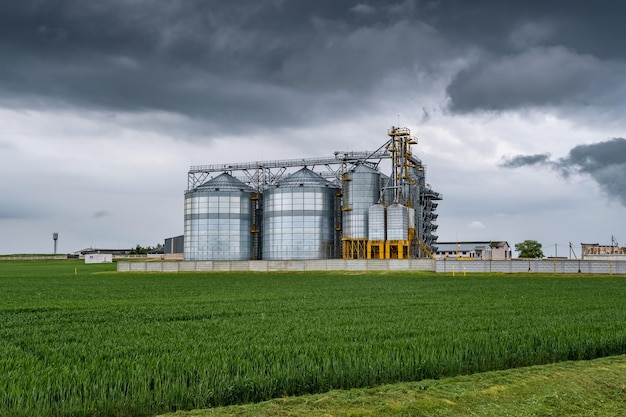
[558,138,626,206]
[0,0,443,132]
[2,1,626,126]
[0,1,301,123]
[429,1,626,58]
[445,46,624,112]
[439,1,626,114]
[499,153,550,168]
[501,139,626,206]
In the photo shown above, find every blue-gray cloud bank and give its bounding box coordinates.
[500,138,626,206]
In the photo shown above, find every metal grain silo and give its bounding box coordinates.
[368,204,386,241]
[184,173,254,261]
[385,203,410,259]
[366,203,386,259]
[262,167,337,260]
[342,164,380,240]
[387,203,409,241]
[341,164,381,259]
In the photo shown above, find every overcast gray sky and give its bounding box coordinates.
[1,0,624,256]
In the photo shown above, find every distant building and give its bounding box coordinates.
[85,253,113,264]
[165,235,184,254]
[581,243,626,261]
[75,248,131,256]
[435,241,511,260]
[163,235,184,260]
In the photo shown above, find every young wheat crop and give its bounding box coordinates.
[1,261,625,416]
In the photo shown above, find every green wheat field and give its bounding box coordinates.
[1,260,625,416]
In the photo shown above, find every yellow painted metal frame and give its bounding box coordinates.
[367,240,386,259]
[342,239,368,259]
[385,240,410,259]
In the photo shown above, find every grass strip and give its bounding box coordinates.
[162,354,626,417]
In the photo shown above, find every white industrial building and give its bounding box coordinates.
[434,241,511,260]
[85,253,113,263]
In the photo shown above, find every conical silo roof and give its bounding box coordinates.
[277,167,333,188]
[196,172,253,192]
[352,164,379,174]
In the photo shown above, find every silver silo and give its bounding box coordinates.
[342,164,380,240]
[184,173,254,261]
[262,167,337,260]
[387,203,409,241]
[368,204,386,241]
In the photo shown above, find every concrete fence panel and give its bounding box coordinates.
[162,262,180,272]
[129,262,147,272]
[145,263,163,272]
[366,260,390,271]
[249,261,268,271]
[346,260,368,270]
[304,260,327,271]
[325,260,347,270]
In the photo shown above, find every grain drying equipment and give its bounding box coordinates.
[184,127,442,260]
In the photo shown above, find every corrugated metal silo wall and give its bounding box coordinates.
[262,185,337,260]
[342,167,380,239]
[387,203,409,240]
[184,189,253,260]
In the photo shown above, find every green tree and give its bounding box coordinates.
[515,240,544,258]
[129,244,161,255]
[130,244,149,255]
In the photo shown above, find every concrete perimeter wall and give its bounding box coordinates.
[117,259,434,272]
[0,256,69,261]
[117,259,626,274]
[436,259,626,275]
